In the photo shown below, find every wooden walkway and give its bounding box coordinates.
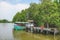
[27,27,59,34]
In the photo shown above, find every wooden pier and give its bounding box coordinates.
[26,27,59,34]
[35,27,59,34]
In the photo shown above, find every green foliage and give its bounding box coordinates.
[13,10,27,22]
[0,19,9,23]
[13,0,60,29]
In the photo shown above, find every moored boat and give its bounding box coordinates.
[14,22,29,30]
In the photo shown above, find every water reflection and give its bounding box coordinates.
[0,23,14,40]
[13,31,60,40]
[1,23,59,40]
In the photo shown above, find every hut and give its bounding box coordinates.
[25,20,34,32]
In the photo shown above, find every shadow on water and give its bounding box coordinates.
[13,30,60,40]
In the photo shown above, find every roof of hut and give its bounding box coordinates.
[27,20,34,22]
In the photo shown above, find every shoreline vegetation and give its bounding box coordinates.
[13,0,60,31]
[0,19,12,23]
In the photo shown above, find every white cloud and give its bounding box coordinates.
[0,1,29,21]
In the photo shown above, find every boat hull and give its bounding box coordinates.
[14,24,25,30]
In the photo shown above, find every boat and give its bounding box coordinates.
[14,24,25,30]
[14,22,29,30]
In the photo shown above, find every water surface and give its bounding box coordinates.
[13,31,60,40]
[0,23,14,40]
[0,23,60,40]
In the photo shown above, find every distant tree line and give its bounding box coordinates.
[13,0,60,30]
[0,19,10,23]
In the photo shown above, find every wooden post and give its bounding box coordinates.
[54,28,56,37]
[54,29,56,40]
[46,23,49,34]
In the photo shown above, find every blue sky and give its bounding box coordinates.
[0,0,39,21]
[0,0,39,4]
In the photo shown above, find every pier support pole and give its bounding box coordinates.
[54,29,56,37]
[54,31,55,37]
[46,23,49,34]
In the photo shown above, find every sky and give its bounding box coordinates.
[0,0,39,21]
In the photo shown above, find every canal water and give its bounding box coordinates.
[0,23,60,40]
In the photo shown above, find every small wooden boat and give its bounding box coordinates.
[14,24,25,30]
[14,22,29,30]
